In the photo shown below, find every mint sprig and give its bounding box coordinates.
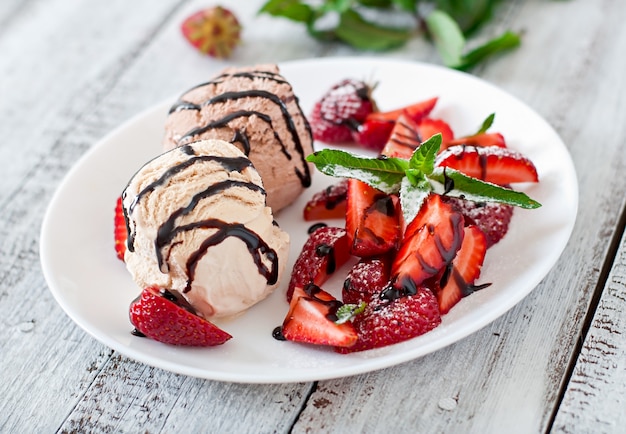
[306,134,541,223]
[335,302,366,324]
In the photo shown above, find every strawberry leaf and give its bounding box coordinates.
[430,167,541,209]
[306,149,408,194]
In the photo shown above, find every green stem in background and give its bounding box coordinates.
[258,0,521,70]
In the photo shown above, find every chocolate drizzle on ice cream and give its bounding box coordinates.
[163,64,314,212]
[123,139,290,319]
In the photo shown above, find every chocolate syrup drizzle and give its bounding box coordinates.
[168,71,312,188]
[124,146,280,293]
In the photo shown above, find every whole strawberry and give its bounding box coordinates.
[310,79,376,144]
[130,287,232,346]
[181,6,241,58]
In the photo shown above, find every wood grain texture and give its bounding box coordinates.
[2,0,626,432]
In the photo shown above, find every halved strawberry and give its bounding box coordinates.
[441,132,506,153]
[391,194,465,292]
[114,196,127,261]
[436,145,539,185]
[345,179,401,257]
[436,225,490,314]
[379,112,422,159]
[287,226,351,301]
[281,284,358,348]
[342,255,392,305]
[352,118,395,151]
[336,286,441,353]
[415,118,454,144]
[365,97,438,123]
[129,287,232,346]
[303,180,348,221]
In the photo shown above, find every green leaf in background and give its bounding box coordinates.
[456,30,521,70]
[435,0,494,34]
[335,9,413,51]
[391,0,419,12]
[429,167,541,209]
[425,10,466,68]
[258,0,314,23]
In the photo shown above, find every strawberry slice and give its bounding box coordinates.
[281,284,358,348]
[379,113,421,159]
[342,255,392,305]
[441,132,506,153]
[436,225,490,314]
[303,180,348,221]
[114,196,127,261]
[365,97,438,123]
[352,118,395,151]
[391,194,465,292]
[287,226,351,301]
[129,287,232,346]
[345,179,401,257]
[336,286,441,353]
[415,118,454,144]
[436,145,539,185]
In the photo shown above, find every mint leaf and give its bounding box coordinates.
[425,10,465,68]
[335,302,366,324]
[259,0,314,23]
[457,31,521,71]
[335,9,413,51]
[430,167,541,209]
[409,134,441,175]
[435,0,494,34]
[400,176,431,223]
[306,149,408,194]
[476,113,495,135]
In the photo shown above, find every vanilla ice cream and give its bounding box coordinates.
[122,139,289,319]
[163,64,313,212]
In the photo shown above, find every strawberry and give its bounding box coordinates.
[380,113,422,159]
[287,226,351,301]
[443,196,513,248]
[345,179,401,257]
[129,287,232,346]
[441,132,506,153]
[342,255,392,305]
[391,194,465,293]
[303,179,348,221]
[352,118,395,151]
[436,225,490,314]
[309,79,376,144]
[336,286,441,353]
[415,118,454,144]
[365,97,438,123]
[114,196,127,261]
[180,6,241,58]
[436,145,539,185]
[281,284,358,348]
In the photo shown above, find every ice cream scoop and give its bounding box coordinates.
[122,139,289,319]
[163,64,313,212]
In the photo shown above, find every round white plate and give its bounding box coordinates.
[40,57,578,383]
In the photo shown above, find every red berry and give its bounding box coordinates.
[303,180,348,221]
[441,132,506,153]
[342,255,392,305]
[281,284,358,348]
[181,6,241,58]
[352,119,394,151]
[310,79,376,144]
[287,226,351,301]
[114,196,127,261]
[129,287,232,346]
[380,113,422,159]
[436,145,539,185]
[366,97,438,123]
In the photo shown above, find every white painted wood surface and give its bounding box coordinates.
[1,0,625,432]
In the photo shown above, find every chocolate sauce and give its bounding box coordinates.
[272,326,286,341]
[315,243,337,274]
[307,222,327,234]
[177,70,291,97]
[302,283,343,322]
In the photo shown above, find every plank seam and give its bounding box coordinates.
[288,381,318,433]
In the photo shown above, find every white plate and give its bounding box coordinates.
[40,57,578,383]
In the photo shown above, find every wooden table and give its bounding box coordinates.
[2,0,625,432]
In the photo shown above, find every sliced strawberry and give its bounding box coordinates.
[336,286,441,353]
[345,179,401,257]
[287,226,351,301]
[436,225,490,314]
[114,196,127,261]
[416,118,454,144]
[436,145,539,185]
[443,196,513,248]
[129,287,232,346]
[342,255,392,305]
[303,180,348,221]
[441,132,506,153]
[281,284,358,348]
[365,97,438,123]
[379,113,422,159]
[352,118,395,151]
[391,194,465,292]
